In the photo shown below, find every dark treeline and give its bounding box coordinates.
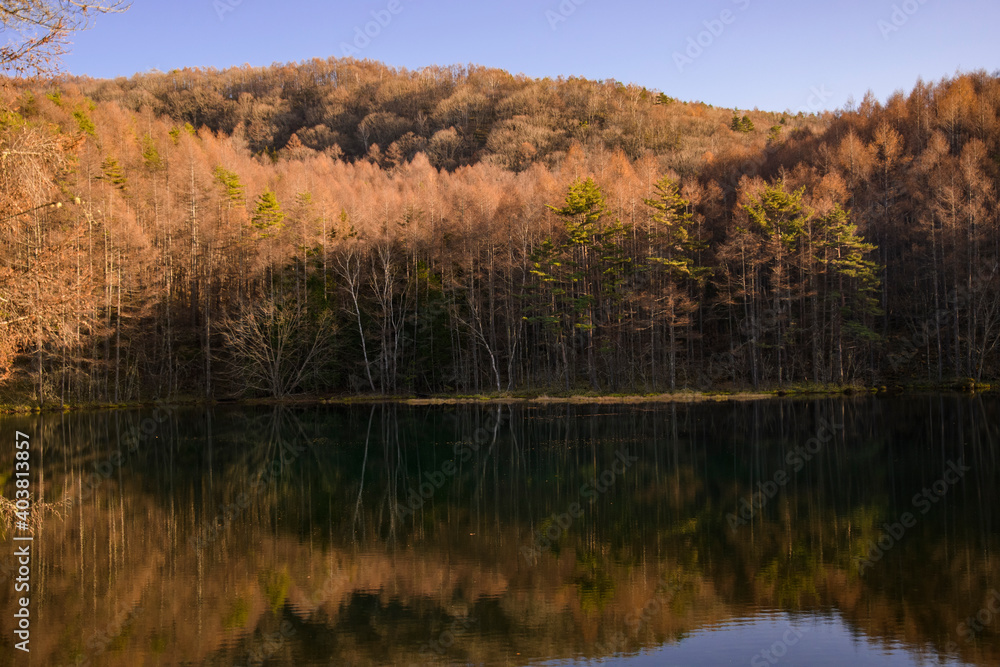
[1,59,999,401]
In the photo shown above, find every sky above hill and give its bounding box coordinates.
[62,0,998,113]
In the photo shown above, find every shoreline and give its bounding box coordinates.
[0,383,994,415]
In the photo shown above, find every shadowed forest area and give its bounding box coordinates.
[2,59,999,402]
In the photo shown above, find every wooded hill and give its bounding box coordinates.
[1,58,998,401]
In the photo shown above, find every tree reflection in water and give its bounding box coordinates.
[0,395,997,666]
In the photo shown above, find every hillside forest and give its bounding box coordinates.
[2,59,999,402]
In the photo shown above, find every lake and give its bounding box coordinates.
[1,396,998,666]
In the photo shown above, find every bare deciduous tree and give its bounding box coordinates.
[218,300,336,398]
[0,0,130,76]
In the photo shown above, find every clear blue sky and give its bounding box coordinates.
[61,0,999,112]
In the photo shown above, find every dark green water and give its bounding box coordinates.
[0,396,998,666]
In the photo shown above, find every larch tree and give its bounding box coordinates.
[643,175,707,390]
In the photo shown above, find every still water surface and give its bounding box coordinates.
[0,396,997,666]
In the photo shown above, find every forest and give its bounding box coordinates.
[1,58,999,402]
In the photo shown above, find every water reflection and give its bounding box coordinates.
[0,396,997,666]
[580,612,971,666]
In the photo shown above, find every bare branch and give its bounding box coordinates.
[0,0,130,76]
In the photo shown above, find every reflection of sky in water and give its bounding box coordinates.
[550,612,969,667]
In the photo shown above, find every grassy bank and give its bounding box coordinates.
[0,381,995,415]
